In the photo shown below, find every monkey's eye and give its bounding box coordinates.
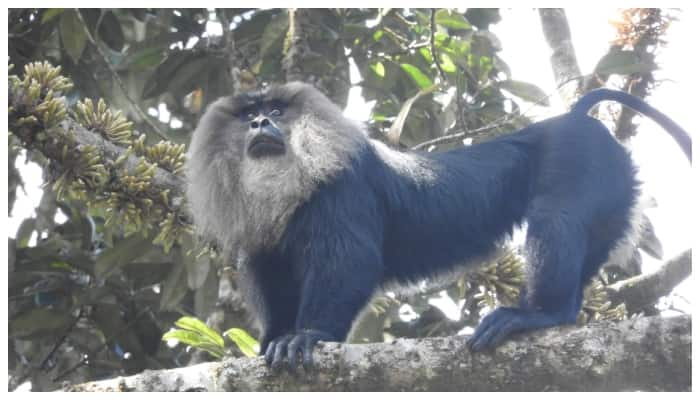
[269,108,282,117]
[245,111,258,120]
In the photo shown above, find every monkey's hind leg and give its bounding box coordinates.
[468,210,587,351]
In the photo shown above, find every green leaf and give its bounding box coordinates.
[97,10,124,52]
[192,343,226,359]
[432,32,450,50]
[142,51,192,99]
[370,61,385,78]
[10,308,73,339]
[594,49,657,76]
[439,53,457,73]
[500,79,550,106]
[41,8,65,24]
[373,30,384,41]
[419,47,433,64]
[127,47,166,71]
[16,218,36,248]
[94,234,154,278]
[174,316,224,348]
[223,328,260,358]
[163,329,200,344]
[387,84,439,145]
[414,10,430,26]
[168,56,213,96]
[122,262,172,288]
[400,63,433,89]
[59,10,87,64]
[163,330,224,358]
[440,37,471,65]
[435,9,472,30]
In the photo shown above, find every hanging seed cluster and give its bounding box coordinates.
[9,61,190,253]
[467,249,524,308]
[578,280,627,323]
[74,98,134,145]
[131,134,186,176]
[9,63,109,199]
[101,158,158,232]
[52,143,108,199]
[9,62,72,129]
[461,244,624,322]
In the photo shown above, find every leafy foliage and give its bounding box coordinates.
[162,317,259,359]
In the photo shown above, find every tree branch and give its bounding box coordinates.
[607,249,691,314]
[538,8,583,107]
[67,315,689,391]
[8,85,186,204]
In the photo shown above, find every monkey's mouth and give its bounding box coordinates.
[248,134,285,157]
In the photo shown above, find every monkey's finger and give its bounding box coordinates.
[271,336,292,369]
[302,336,316,370]
[264,340,277,365]
[469,312,512,351]
[481,319,520,349]
[288,335,305,370]
[468,308,503,350]
[469,320,504,351]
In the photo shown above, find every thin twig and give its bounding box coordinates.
[412,73,591,150]
[412,120,509,151]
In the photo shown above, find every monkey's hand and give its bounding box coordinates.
[264,329,335,370]
[467,307,566,351]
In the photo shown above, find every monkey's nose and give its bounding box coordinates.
[250,117,271,130]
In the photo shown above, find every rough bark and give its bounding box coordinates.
[607,249,692,314]
[538,8,583,107]
[67,315,690,391]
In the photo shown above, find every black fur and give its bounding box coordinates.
[186,84,691,368]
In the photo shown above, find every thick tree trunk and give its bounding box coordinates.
[67,315,690,391]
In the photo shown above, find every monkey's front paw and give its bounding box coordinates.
[467,307,518,351]
[467,307,566,351]
[264,329,334,370]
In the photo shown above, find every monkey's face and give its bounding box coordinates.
[188,81,368,190]
[236,99,290,159]
[186,82,368,252]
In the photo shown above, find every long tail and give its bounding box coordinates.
[571,88,692,162]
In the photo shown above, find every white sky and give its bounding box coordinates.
[8,8,695,310]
